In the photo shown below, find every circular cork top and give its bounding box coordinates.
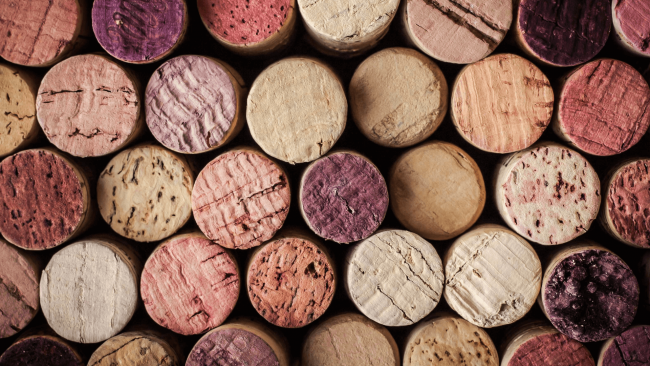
[599,325,650,366]
[390,141,485,241]
[141,233,240,335]
[300,152,388,243]
[37,54,141,158]
[516,0,610,67]
[503,326,594,366]
[451,53,553,154]
[404,0,511,64]
[0,0,81,67]
[192,149,291,250]
[247,58,347,164]
[98,144,193,242]
[0,240,39,338]
[345,230,443,327]
[444,225,541,328]
[554,59,650,156]
[0,64,39,158]
[0,149,87,250]
[88,331,180,366]
[0,335,83,366]
[92,0,187,63]
[349,48,448,148]
[612,0,650,56]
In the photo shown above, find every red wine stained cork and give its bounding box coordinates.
[444,224,541,328]
[403,313,499,366]
[92,0,188,64]
[401,0,512,64]
[539,241,639,343]
[598,325,650,366]
[198,0,297,57]
[146,55,246,154]
[247,57,347,164]
[344,229,444,327]
[514,0,611,67]
[302,313,399,366]
[40,236,141,344]
[451,53,554,154]
[0,334,84,366]
[612,0,650,57]
[552,59,650,156]
[0,149,92,250]
[390,141,486,241]
[192,148,291,250]
[495,142,601,246]
[88,330,181,366]
[641,252,650,312]
[141,231,240,335]
[247,229,335,328]
[349,48,448,148]
[0,64,41,158]
[97,144,193,242]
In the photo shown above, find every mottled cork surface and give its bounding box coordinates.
[0,240,39,338]
[600,325,650,366]
[508,332,594,366]
[88,331,180,366]
[613,0,650,56]
[0,336,83,366]
[0,64,39,158]
[187,327,280,366]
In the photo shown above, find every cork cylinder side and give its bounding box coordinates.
[611,0,650,58]
[0,333,84,366]
[597,325,650,366]
[88,330,182,366]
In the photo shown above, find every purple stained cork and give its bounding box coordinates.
[600,325,650,366]
[0,335,83,366]
[186,327,280,366]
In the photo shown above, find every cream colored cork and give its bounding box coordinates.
[247,57,347,164]
[97,144,194,242]
[389,141,486,241]
[0,64,41,158]
[349,48,448,148]
[88,331,181,366]
[443,224,541,328]
[451,53,554,154]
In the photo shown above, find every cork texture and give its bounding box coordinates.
[451,53,553,154]
[345,230,443,327]
[0,64,39,158]
[504,328,594,366]
[349,48,448,148]
[0,335,83,366]
[641,252,650,312]
[612,0,650,56]
[88,331,180,366]
[0,240,39,338]
[599,325,650,366]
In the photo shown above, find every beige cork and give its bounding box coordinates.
[88,330,181,366]
[349,48,448,148]
[443,224,541,328]
[451,53,554,154]
[389,141,486,241]
[247,57,347,164]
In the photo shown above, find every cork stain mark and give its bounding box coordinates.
[421,0,505,46]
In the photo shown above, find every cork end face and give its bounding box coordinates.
[88,332,180,366]
[606,160,650,248]
[613,0,650,56]
[508,332,594,366]
[187,327,280,366]
[0,240,39,338]
[600,325,650,366]
[0,336,83,366]
[0,64,38,158]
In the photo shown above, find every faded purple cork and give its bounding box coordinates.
[0,336,83,366]
[601,325,650,366]
[301,153,388,244]
[186,328,279,366]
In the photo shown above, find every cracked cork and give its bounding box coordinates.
[37,54,143,158]
[599,325,650,366]
[612,0,650,57]
[0,334,83,366]
[0,64,40,158]
[88,331,180,366]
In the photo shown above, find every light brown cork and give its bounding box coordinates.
[88,330,181,366]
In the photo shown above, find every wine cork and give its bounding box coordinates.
[97,144,193,242]
[302,313,399,366]
[612,0,650,57]
[0,64,40,158]
[36,54,143,158]
[0,334,83,366]
[146,55,246,154]
[0,149,92,250]
[640,252,650,312]
[514,0,611,67]
[344,229,444,327]
[540,242,639,343]
[494,142,601,246]
[247,57,347,164]
[401,0,512,64]
[300,151,388,243]
[390,141,485,241]
[92,0,188,64]
[403,314,499,366]
[598,325,650,366]
[451,53,554,154]
[141,231,240,336]
[349,47,448,148]
[444,224,541,328]
[193,148,291,250]
[88,330,181,366]
[247,229,335,328]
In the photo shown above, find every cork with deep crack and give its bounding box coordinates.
[0,64,40,158]
[600,325,650,366]
[88,331,180,366]
[0,240,39,338]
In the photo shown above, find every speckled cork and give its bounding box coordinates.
[0,334,83,366]
[390,141,485,241]
[92,0,188,64]
[540,242,639,343]
[88,330,181,366]
[192,148,291,250]
[403,314,499,366]
[612,0,650,57]
[302,313,399,366]
[451,53,554,154]
[444,224,541,328]
[401,0,512,64]
[495,142,601,246]
[0,64,41,158]
[349,48,448,148]
[598,325,650,366]
[141,231,240,335]
[514,0,611,67]
[345,229,443,327]
[247,57,347,164]
[97,144,193,242]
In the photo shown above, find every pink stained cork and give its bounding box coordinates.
[141,232,239,336]
[192,148,291,250]
[0,240,39,338]
[612,0,650,57]
[553,59,650,156]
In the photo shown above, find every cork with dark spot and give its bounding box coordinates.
[88,330,181,366]
[612,0,650,57]
[0,334,83,366]
[451,53,554,154]
[192,148,290,250]
[598,325,650,366]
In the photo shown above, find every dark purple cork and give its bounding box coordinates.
[601,325,650,366]
[0,336,83,366]
[186,328,279,366]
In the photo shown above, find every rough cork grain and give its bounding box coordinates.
[349,48,448,148]
[612,0,650,57]
[598,325,650,366]
[0,335,83,366]
[345,229,443,327]
[451,53,554,154]
[640,252,650,312]
[0,64,40,158]
[0,240,39,338]
[88,331,180,366]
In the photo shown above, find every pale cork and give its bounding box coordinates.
[88,330,181,366]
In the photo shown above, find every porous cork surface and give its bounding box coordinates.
[88,331,180,366]
[600,325,650,366]
[0,64,39,157]
[0,240,39,338]
[187,327,280,366]
[508,332,594,366]
[0,336,83,366]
